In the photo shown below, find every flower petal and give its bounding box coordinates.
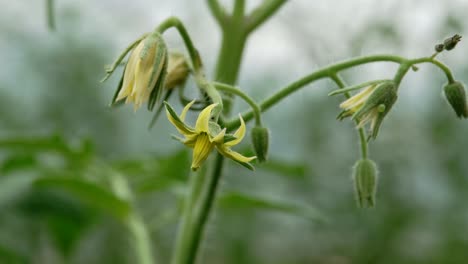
[180,100,196,122]
[216,145,256,170]
[116,42,143,102]
[210,128,226,144]
[339,85,375,110]
[195,103,218,133]
[216,145,256,163]
[191,133,214,171]
[224,114,246,147]
[164,102,195,135]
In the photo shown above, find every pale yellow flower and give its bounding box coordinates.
[338,82,398,139]
[165,101,256,171]
[115,32,168,111]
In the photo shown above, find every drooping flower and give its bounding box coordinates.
[165,101,256,171]
[113,32,168,111]
[338,81,398,139]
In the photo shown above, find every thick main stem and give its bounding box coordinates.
[171,3,249,263]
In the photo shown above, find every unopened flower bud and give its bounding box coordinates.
[165,52,190,90]
[352,159,378,208]
[444,81,468,118]
[251,126,269,162]
[443,34,462,51]
[434,44,444,52]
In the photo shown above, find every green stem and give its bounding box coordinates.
[109,173,154,264]
[206,0,228,26]
[225,54,407,129]
[183,154,225,264]
[171,1,285,262]
[212,82,263,126]
[329,74,368,159]
[409,57,455,83]
[127,214,154,264]
[157,17,224,118]
[245,0,288,34]
[157,17,203,72]
[171,169,206,264]
[46,0,55,31]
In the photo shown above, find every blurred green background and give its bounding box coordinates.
[1,1,467,263]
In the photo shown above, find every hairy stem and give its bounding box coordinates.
[225,54,408,129]
[245,0,288,34]
[157,17,203,71]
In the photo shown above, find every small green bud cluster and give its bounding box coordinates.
[352,159,378,208]
[251,126,269,162]
[435,34,462,52]
[444,82,468,118]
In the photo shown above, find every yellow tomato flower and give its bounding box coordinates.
[338,82,398,139]
[165,101,256,171]
[115,32,168,111]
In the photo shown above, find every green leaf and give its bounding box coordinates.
[218,191,326,223]
[0,243,27,264]
[258,158,308,179]
[33,177,131,220]
[0,174,37,207]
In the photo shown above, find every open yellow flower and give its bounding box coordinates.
[165,101,256,171]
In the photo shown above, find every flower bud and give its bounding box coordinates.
[434,44,444,52]
[251,126,269,162]
[443,81,468,118]
[165,52,190,90]
[443,34,462,51]
[352,159,378,208]
[114,31,168,111]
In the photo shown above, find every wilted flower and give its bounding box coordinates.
[338,81,398,139]
[113,32,168,111]
[443,81,467,118]
[165,101,256,171]
[164,52,190,90]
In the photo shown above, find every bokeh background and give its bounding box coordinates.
[1,0,468,263]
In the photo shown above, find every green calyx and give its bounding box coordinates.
[353,81,398,140]
[251,126,269,163]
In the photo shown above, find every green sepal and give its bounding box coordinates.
[147,33,169,111]
[163,101,194,133]
[353,81,398,139]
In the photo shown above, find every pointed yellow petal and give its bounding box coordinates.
[195,103,218,133]
[191,133,214,171]
[117,42,143,102]
[180,100,196,122]
[340,86,375,110]
[210,128,226,144]
[224,114,246,147]
[216,145,256,163]
[164,102,195,135]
